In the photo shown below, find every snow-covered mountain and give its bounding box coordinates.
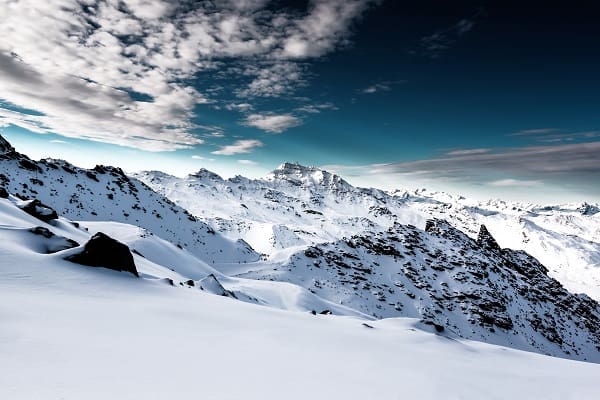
[1,178,599,399]
[0,135,258,265]
[136,162,600,300]
[242,220,600,361]
[2,135,600,395]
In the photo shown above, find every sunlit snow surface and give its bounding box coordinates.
[1,195,599,400]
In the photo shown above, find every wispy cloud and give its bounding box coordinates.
[325,141,600,194]
[224,103,254,113]
[295,102,338,114]
[413,10,484,58]
[0,0,378,150]
[511,128,600,143]
[211,139,264,155]
[361,80,405,94]
[242,113,302,133]
[446,148,491,156]
[238,159,257,165]
[489,179,542,187]
[512,128,559,136]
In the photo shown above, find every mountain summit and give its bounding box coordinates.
[266,162,352,191]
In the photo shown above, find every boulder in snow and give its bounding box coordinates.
[66,232,139,277]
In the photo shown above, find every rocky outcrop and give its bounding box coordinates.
[0,134,16,156]
[28,226,79,254]
[476,225,501,252]
[247,220,600,362]
[66,232,139,277]
[199,274,236,298]
[18,199,59,222]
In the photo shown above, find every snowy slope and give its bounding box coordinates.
[0,191,361,317]
[0,135,258,264]
[1,195,599,400]
[136,162,600,300]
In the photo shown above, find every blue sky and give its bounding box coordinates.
[1,1,599,202]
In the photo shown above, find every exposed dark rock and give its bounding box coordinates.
[0,186,8,198]
[199,274,236,298]
[18,158,42,172]
[578,202,599,216]
[28,226,79,253]
[66,232,139,277]
[18,199,59,222]
[86,171,99,182]
[0,135,12,151]
[477,225,501,252]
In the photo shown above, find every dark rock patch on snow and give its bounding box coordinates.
[28,226,79,253]
[66,232,139,277]
[476,225,501,252]
[18,199,59,222]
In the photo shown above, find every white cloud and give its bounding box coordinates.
[361,80,405,94]
[212,139,263,155]
[225,103,253,112]
[446,148,490,156]
[296,102,338,113]
[191,155,205,160]
[281,0,377,58]
[237,62,306,98]
[0,0,377,150]
[489,179,542,187]
[242,113,302,133]
[238,159,257,165]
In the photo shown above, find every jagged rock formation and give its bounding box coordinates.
[0,134,16,155]
[241,219,600,362]
[476,224,502,252]
[66,232,139,277]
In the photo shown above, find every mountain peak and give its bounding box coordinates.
[477,225,501,251]
[578,202,600,216]
[189,168,223,181]
[274,162,320,174]
[0,134,16,156]
[267,162,352,190]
